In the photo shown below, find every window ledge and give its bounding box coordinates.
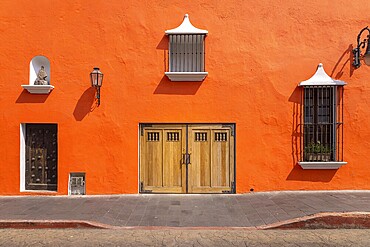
[165,72,208,82]
[298,161,347,170]
[21,190,57,193]
[22,85,54,94]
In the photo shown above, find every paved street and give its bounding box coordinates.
[0,229,369,246]
[0,191,370,228]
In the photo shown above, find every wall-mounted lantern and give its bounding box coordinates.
[353,26,370,68]
[90,67,103,106]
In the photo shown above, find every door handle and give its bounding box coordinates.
[181,153,191,165]
[186,153,191,165]
[181,154,186,165]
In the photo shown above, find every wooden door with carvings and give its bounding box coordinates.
[25,124,58,191]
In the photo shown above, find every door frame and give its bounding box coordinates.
[138,123,236,194]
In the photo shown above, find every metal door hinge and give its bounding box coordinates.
[222,124,235,136]
[222,181,235,194]
[140,182,152,193]
[140,124,152,136]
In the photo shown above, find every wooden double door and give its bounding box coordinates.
[140,124,235,193]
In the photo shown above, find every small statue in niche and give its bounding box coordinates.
[34,66,48,85]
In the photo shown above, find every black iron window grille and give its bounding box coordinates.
[169,34,206,72]
[301,86,344,162]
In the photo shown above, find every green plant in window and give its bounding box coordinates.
[305,141,331,153]
[304,141,331,161]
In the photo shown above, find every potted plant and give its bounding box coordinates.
[304,141,331,162]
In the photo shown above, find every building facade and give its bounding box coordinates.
[0,0,369,195]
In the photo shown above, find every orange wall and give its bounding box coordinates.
[0,0,370,195]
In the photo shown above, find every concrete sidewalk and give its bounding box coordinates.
[0,191,370,228]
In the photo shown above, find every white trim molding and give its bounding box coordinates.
[298,161,347,170]
[21,85,54,94]
[165,72,208,82]
[20,124,26,191]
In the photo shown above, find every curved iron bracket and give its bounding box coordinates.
[353,26,370,68]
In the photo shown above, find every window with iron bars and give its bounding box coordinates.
[301,86,344,162]
[168,34,206,72]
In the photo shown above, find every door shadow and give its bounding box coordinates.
[16,90,50,103]
[73,87,96,121]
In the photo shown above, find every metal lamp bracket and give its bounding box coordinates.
[353,26,370,68]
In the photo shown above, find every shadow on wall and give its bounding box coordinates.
[154,75,203,95]
[289,86,302,167]
[330,44,355,79]
[157,35,168,72]
[286,165,338,182]
[287,84,337,182]
[16,90,50,103]
[73,87,96,121]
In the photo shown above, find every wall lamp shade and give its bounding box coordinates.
[90,67,103,106]
[353,26,370,68]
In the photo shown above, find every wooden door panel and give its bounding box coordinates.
[163,130,183,188]
[140,125,186,193]
[211,129,230,187]
[143,130,163,187]
[189,129,211,191]
[188,125,234,193]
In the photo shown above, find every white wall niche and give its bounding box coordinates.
[22,55,54,94]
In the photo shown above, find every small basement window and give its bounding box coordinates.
[165,14,208,81]
[298,64,347,169]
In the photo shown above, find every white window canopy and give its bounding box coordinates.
[299,63,347,86]
[165,14,208,35]
[165,14,208,82]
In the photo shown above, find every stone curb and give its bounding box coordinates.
[0,220,111,229]
[1,212,370,230]
[260,212,370,230]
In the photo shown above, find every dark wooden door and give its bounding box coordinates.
[25,124,58,191]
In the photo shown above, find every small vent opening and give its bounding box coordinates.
[215,132,227,142]
[69,173,85,195]
[167,132,180,142]
[147,132,160,142]
[195,132,207,142]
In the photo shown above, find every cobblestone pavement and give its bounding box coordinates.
[0,229,369,246]
[1,191,370,227]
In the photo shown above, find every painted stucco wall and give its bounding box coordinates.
[0,0,369,195]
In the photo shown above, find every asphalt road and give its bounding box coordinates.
[0,229,369,247]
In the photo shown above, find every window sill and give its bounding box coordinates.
[21,190,57,194]
[298,161,347,170]
[22,85,54,94]
[165,72,208,82]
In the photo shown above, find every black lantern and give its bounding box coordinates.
[353,26,370,68]
[90,67,103,106]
